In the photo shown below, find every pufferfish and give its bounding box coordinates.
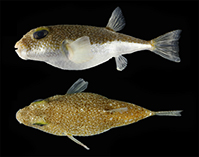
[16,78,182,150]
[15,7,181,71]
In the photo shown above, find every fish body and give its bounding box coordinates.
[16,79,182,150]
[15,7,181,71]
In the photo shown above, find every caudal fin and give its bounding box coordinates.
[155,110,182,116]
[150,30,181,62]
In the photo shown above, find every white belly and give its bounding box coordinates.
[45,41,151,70]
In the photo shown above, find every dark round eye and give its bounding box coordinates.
[33,123,46,126]
[33,30,48,39]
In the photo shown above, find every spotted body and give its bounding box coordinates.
[16,79,182,150]
[15,7,181,71]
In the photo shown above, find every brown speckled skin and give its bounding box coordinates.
[16,92,155,136]
[16,25,149,52]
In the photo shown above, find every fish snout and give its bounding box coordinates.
[16,106,34,126]
[15,41,28,60]
[16,109,23,124]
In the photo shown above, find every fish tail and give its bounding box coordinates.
[150,30,182,62]
[155,110,182,116]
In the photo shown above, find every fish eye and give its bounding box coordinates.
[33,123,47,126]
[33,30,48,39]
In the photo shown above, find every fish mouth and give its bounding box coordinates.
[14,42,28,60]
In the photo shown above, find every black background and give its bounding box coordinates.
[1,1,198,156]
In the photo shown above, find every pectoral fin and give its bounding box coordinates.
[61,36,93,64]
[115,55,128,71]
[65,133,90,150]
[105,107,128,113]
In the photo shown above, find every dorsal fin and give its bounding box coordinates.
[66,78,88,94]
[106,7,126,32]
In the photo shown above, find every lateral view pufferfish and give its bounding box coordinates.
[16,78,182,150]
[15,7,181,71]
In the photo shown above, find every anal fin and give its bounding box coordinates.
[115,55,128,71]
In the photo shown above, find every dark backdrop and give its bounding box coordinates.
[1,1,198,156]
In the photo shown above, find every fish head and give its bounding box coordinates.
[16,100,49,130]
[15,26,63,61]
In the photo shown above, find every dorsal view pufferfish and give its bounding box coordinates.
[15,7,181,71]
[16,78,182,150]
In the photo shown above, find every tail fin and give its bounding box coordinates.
[155,110,182,116]
[150,30,181,62]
